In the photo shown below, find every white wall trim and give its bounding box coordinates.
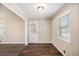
[57,12,71,43]
[28,42,51,43]
[2,3,27,21]
[52,42,65,56]
[0,42,25,44]
[2,3,28,45]
[56,10,70,19]
[25,21,28,45]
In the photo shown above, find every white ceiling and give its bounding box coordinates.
[16,3,64,19]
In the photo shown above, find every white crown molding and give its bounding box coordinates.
[2,3,27,21]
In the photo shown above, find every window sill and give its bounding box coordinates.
[58,37,71,44]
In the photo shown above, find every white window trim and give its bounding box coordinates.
[57,10,71,43]
[0,19,7,42]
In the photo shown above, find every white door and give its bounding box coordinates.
[29,21,39,43]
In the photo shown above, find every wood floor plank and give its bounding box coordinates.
[0,43,62,56]
[19,43,63,56]
[0,44,25,56]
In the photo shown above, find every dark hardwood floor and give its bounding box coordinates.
[19,43,62,56]
[0,43,62,56]
[0,44,25,56]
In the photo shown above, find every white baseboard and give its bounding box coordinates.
[52,42,65,56]
[28,42,51,43]
[0,42,25,44]
[25,42,28,45]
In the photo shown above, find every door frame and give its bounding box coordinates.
[28,20,39,43]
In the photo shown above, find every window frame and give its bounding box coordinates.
[0,19,7,42]
[57,11,70,43]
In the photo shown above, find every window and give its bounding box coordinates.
[58,13,70,42]
[31,23,37,33]
[0,19,6,41]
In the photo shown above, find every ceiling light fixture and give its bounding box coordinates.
[34,3,46,11]
[37,6,44,10]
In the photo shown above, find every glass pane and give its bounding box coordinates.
[59,14,69,27]
[61,27,69,33]
[59,13,69,40]
[0,20,6,41]
[61,32,69,40]
[31,23,37,33]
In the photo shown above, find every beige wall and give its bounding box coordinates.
[39,19,52,43]
[52,4,71,56]
[52,4,79,56]
[28,19,52,43]
[0,4,25,44]
[70,4,79,55]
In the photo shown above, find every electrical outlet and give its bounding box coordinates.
[63,50,66,54]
